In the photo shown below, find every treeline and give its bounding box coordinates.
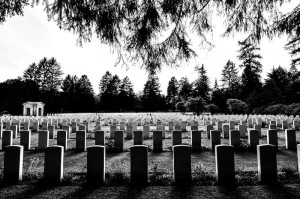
[1,40,300,115]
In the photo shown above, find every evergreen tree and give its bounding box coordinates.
[100,74,121,112]
[99,71,113,95]
[178,77,193,101]
[193,64,210,102]
[238,39,262,101]
[119,76,135,111]
[142,73,163,111]
[166,77,179,111]
[23,57,63,93]
[77,75,95,112]
[211,79,227,113]
[62,74,79,112]
[221,60,240,97]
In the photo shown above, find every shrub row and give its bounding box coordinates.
[253,103,300,115]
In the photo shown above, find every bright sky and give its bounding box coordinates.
[0,2,298,95]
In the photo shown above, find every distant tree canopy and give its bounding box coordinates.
[23,57,63,93]
[185,97,206,116]
[1,1,298,73]
[227,99,248,114]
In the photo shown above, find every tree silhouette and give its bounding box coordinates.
[178,77,193,102]
[23,57,63,93]
[119,76,135,111]
[142,73,163,111]
[238,39,262,100]
[193,64,210,102]
[221,60,240,98]
[166,77,179,111]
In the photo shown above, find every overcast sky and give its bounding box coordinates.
[0,2,298,95]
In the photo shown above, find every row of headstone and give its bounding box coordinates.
[1,127,298,152]
[3,143,294,185]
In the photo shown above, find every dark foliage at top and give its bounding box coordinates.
[0,0,298,73]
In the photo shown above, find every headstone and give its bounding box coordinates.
[215,145,235,185]
[169,122,174,131]
[276,119,281,127]
[248,130,259,149]
[126,125,133,139]
[267,129,278,149]
[254,124,262,137]
[191,125,198,131]
[76,130,86,152]
[210,130,221,152]
[4,145,24,184]
[173,145,191,185]
[229,121,235,130]
[229,130,240,147]
[78,125,86,133]
[71,122,77,133]
[63,125,71,139]
[95,121,101,131]
[175,125,181,131]
[48,125,55,139]
[153,131,163,152]
[222,124,230,139]
[293,120,299,131]
[10,125,18,139]
[83,121,89,132]
[38,130,49,150]
[285,129,296,150]
[133,131,143,145]
[120,122,125,131]
[2,130,13,150]
[269,124,276,130]
[57,130,68,151]
[156,121,162,130]
[143,125,150,139]
[282,121,288,131]
[172,130,182,146]
[110,125,117,139]
[42,122,48,130]
[158,125,166,139]
[191,130,201,151]
[114,130,124,152]
[257,144,277,183]
[95,130,105,146]
[217,121,223,131]
[193,121,199,126]
[130,145,148,184]
[181,121,187,132]
[206,125,213,139]
[53,120,59,128]
[238,124,246,138]
[20,130,31,150]
[44,146,64,183]
[137,119,142,126]
[23,122,29,131]
[112,119,117,126]
[132,122,137,131]
[87,146,105,184]
[247,117,253,128]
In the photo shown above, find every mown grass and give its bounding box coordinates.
[0,160,297,187]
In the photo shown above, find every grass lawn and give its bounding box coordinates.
[0,123,299,198]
